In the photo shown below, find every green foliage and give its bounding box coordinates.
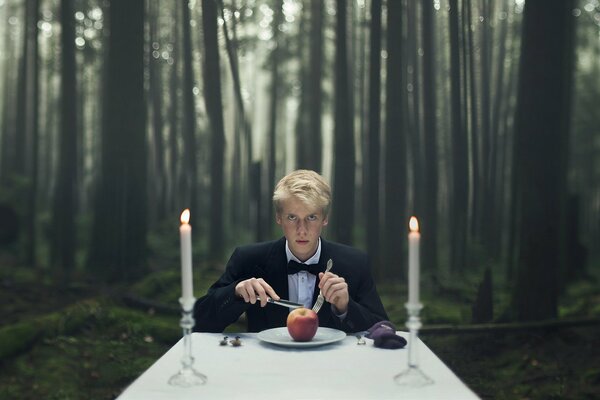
[129,266,225,306]
[560,267,600,317]
[424,325,600,400]
[1,252,599,399]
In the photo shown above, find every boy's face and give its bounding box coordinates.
[276,196,328,262]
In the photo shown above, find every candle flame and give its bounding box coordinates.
[180,209,190,224]
[409,216,419,232]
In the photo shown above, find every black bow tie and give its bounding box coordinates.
[287,260,325,275]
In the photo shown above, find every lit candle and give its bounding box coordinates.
[408,216,420,305]
[180,209,194,305]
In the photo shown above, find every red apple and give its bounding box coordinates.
[286,307,319,341]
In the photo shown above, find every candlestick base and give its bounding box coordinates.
[168,367,207,387]
[394,365,434,387]
[393,302,434,388]
[168,297,207,387]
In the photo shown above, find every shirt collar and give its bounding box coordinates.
[285,238,321,265]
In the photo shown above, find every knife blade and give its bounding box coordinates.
[257,297,303,309]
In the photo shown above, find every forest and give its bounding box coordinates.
[0,0,599,399]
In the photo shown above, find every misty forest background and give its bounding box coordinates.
[1,0,600,399]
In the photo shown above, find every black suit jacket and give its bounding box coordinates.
[193,237,388,333]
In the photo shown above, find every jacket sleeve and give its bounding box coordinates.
[325,253,388,333]
[193,248,253,332]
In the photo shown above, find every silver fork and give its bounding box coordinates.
[312,259,333,313]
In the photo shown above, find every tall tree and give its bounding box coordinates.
[88,0,147,282]
[262,0,283,241]
[512,0,574,321]
[332,0,355,245]
[486,2,510,257]
[202,0,226,261]
[464,0,480,238]
[421,0,438,272]
[382,0,405,279]
[167,6,181,214]
[148,0,167,225]
[307,0,323,173]
[294,9,309,169]
[477,0,492,248]
[406,0,422,213]
[218,0,252,230]
[449,0,468,272]
[295,0,323,172]
[182,1,198,214]
[25,0,40,266]
[0,6,19,184]
[14,1,30,180]
[51,0,77,277]
[366,0,382,273]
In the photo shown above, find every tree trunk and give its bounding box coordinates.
[382,0,405,279]
[14,3,29,180]
[218,0,251,231]
[51,0,78,279]
[421,0,438,272]
[262,0,283,241]
[487,2,509,258]
[465,0,480,238]
[366,0,382,274]
[88,0,147,282]
[449,0,468,273]
[202,0,226,262]
[478,0,492,250]
[148,0,167,225]
[26,0,40,267]
[182,1,198,215]
[167,6,181,214]
[307,0,323,173]
[332,0,355,245]
[512,0,574,321]
[294,9,309,170]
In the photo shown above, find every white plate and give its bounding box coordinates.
[257,327,346,348]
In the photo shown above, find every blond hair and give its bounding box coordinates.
[272,170,332,217]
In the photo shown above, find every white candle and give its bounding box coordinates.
[408,216,420,305]
[180,209,194,305]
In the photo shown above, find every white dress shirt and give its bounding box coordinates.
[286,239,321,309]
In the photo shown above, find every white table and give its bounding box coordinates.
[117,331,480,400]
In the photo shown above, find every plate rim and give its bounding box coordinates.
[257,326,347,348]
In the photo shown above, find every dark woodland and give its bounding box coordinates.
[1,0,599,398]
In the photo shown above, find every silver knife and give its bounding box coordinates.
[257,297,303,309]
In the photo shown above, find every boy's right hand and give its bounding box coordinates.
[235,278,280,307]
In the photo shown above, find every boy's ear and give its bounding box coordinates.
[275,213,282,225]
[322,216,329,226]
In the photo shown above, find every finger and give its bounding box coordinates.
[244,286,255,303]
[328,284,349,309]
[237,281,250,302]
[324,280,346,300]
[328,282,348,301]
[246,279,259,304]
[318,272,335,289]
[321,274,341,293]
[253,279,269,307]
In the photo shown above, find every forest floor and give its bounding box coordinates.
[0,255,599,400]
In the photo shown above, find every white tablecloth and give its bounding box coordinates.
[117,331,480,400]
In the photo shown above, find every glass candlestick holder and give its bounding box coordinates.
[394,302,434,387]
[168,297,207,387]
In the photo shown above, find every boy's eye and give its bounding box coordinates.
[287,215,297,221]
[307,215,318,221]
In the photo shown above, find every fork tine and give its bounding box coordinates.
[312,259,333,313]
[313,298,323,313]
